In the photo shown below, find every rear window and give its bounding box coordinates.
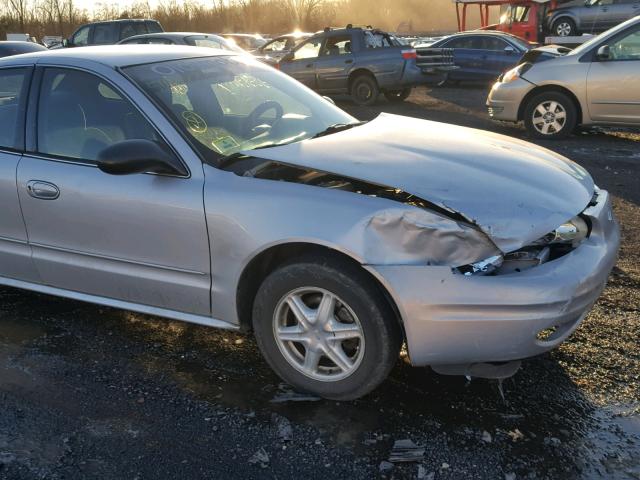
[362,31,401,48]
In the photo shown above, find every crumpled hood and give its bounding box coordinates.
[244,113,594,252]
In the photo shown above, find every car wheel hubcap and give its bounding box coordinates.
[557,23,571,36]
[532,100,567,135]
[356,83,372,101]
[273,287,365,382]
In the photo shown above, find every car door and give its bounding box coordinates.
[279,37,323,89]
[315,34,354,93]
[443,36,484,80]
[482,36,521,78]
[587,24,640,123]
[0,66,39,283]
[17,66,211,315]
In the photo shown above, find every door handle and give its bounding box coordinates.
[305,63,313,68]
[27,180,60,200]
[345,59,353,64]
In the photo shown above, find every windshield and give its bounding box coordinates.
[570,16,639,56]
[125,55,356,164]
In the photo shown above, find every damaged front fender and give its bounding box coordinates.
[344,207,501,266]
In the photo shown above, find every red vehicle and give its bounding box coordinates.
[454,0,560,43]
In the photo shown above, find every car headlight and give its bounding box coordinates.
[536,216,589,247]
[501,62,532,83]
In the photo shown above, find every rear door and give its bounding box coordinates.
[280,36,323,89]
[18,66,211,315]
[315,33,354,93]
[587,24,640,123]
[0,67,39,283]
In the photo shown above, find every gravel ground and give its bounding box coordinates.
[0,85,638,480]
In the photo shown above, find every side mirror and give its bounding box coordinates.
[62,38,69,47]
[596,44,611,60]
[281,51,294,62]
[504,45,516,54]
[97,139,187,176]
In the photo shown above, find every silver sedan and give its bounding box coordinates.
[0,46,619,399]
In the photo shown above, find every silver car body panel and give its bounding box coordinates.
[240,113,594,253]
[0,46,621,368]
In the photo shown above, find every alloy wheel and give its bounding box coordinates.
[273,287,365,382]
[556,22,572,36]
[531,100,567,136]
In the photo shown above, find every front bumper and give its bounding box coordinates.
[368,189,620,367]
[486,77,534,122]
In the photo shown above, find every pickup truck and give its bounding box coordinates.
[277,26,453,105]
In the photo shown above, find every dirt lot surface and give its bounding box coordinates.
[1,85,638,480]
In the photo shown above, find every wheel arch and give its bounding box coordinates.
[517,84,583,125]
[235,242,405,338]
[348,68,377,88]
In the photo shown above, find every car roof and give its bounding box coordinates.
[0,45,235,69]
[121,32,224,41]
[92,18,157,24]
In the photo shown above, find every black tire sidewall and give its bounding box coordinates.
[252,260,400,400]
[351,75,379,106]
[524,91,577,139]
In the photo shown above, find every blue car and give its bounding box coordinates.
[430,31,531,83]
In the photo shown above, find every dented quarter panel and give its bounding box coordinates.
[241,113,595,252]
[202,165,499,325]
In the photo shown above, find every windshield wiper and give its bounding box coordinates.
[310,121,367,139]
[217,140,297,168]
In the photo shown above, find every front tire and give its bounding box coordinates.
[523,91,577,139]
[252,256,401,400]
[350,74,380,106]
[384,88,412,102]
[552,17,577,37]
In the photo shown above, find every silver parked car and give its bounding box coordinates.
[0,46,619,399]
[487,16,640,139]
[547,0,640,37]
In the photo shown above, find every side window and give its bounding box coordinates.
[483,37,510,51]
[263,38,287,52]
[0,68,27,150]
[293,38,322,60]
[93,24,118,45]
[444,37,474,48]
[37,68,163,162]
[120,22,147,41]
[72,26,90,46]
[146,21,163,34]
[148,38,174,45]
[320,35,352,56]
[608,27,640,60]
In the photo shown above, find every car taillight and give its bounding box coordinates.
[401,49,417,60]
